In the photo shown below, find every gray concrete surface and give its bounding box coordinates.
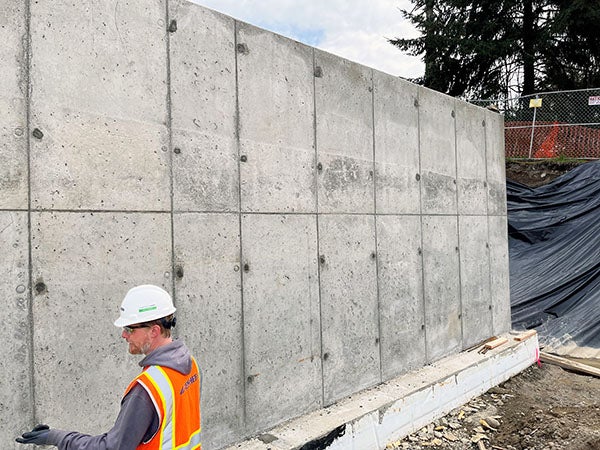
[419,87,458,215]
[0,2,510,449]
[486,109,509,216]
[0,1,28,210]
[173,212,244,448]
[241,214,322,430]
[456,99,488,216]
[30,212,172,431]
[237,24,317,214]
[459,215,493,349]
[1,212,32,442]
[422,215,462,362]
[376,215,426,379]
[315,50,375,214]
[489,215,513,334]
[224,333,538,450]
[170,0,239,213]
[29,0,170,211]
[319,215,380,405]
[373,71,420,215]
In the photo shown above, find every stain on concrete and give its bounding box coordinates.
[298,424,346,450]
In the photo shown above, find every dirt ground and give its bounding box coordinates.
[504,159,587,187]
[386,363,600,450]
[386,160,600,450]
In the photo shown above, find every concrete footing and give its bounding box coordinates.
[226,332,539,450]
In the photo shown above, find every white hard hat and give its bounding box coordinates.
[114,285,176,327]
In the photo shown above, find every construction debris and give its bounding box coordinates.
[478,337,508,354]
[539,352,600,378]
[513,330,537,342]
[385,363,600,449]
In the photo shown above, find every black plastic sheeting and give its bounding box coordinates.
[507,160,600,358]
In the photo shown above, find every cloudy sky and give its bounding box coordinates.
[188,0,424,79]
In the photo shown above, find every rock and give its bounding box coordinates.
[486,416,501,428]
[489,386,510,395]
[471,433,488,443]
[480,418,498,431]
[443,432,459,442]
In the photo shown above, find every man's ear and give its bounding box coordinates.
[149,324,161,338]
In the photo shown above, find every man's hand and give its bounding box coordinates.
[16,424,50,445]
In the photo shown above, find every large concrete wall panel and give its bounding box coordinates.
[456,100,488,215]
[241,214,321,431]
[315,51,374,214]
[0,0,28,209]
[170,1,239,212]
[422,215,461,362]
[489,215,512,334]
[486,110,507,215]
[0,212,32,449]
[377,215,426,379]
[0,2,511,447]
[373,72,420,214]
[319,215,379,405]
[419,88,457,215]
[173,213,243,449]
[459,216,492,349]
[30,212,171,431]
[29,0,170,211]
[237,24,317,213]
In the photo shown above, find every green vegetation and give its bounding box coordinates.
[390,1,600,100]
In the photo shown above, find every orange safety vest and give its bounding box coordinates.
[124,358,201,450]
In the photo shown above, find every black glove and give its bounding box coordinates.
[16,424,50,445]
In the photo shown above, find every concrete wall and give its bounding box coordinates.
[0,1,510,449]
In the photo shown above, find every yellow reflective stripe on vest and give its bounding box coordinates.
[175,429,201,450]
[144,366,176,449]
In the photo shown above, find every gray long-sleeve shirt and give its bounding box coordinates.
[47,340,194,450]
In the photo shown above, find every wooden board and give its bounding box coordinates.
[484,337,508,349]
[514,330,537,341]
[540,352,600,378]
[478,336,508,354]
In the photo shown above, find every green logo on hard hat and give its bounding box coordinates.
[139,305,158,313]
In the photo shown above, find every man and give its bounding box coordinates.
[16,284,201,450]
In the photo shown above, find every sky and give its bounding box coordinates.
[188,0,425,80]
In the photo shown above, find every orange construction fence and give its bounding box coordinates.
[505,121,600,159]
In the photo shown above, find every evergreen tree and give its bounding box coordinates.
[390,1,521,99]
[390,1,600,100]
[541,0,600,90]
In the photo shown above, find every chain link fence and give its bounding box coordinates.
[472,88,600,159]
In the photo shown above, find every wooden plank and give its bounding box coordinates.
[466,336,498,352]
[540,352,600,378]
[514,330,537,341]
[478,336,508,354]
[484,337,508,349]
